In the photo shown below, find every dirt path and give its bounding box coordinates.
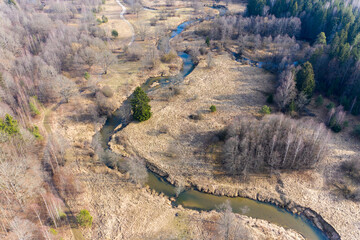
[115,0,135,46]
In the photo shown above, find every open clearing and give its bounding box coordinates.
[111,52,360,240]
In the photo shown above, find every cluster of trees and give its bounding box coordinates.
[208,14,301,41]
[0,0,116,124]
[197,14,308,71]
[247,0,360,115]
[0,0,111,238]
[222,114,328,177]
[274,62,315,113]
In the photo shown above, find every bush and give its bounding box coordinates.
[335,160,360,201]
[331,123,342,133]
[354,125,360,138]
[210,105,217,112]
[327,106,346,132]
[77,210,93,228]
[30,125,43,140]
[205,37,210,47]
[150,18,157,26]
[0,114,19,136]
[101,85,114,98]
[341,160,360,184]
[29,99,40,116]
[160,52,177,63]
[84,72,90,80]
[130,87,151,122]
[101,15,108,23]
[189,113,204,120]
[266,94,274,104]
[260,105,271,114]
[326,102,335,110]
[222,114,328,176]
[199,47,208,55]
[315,95,324,107]
[111,29,118,38]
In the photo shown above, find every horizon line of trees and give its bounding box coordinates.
[247,0,360,116]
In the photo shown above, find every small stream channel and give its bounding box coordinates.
[98,13,334,240]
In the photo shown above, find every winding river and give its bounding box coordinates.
[98,12,334,240]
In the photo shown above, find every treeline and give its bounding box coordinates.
[195,14,307,70]
[0,0,109,238]
[247,0,360,115]
[222,114,328,176]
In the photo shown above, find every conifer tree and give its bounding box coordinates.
[130,87,152,122]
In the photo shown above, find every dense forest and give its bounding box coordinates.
[247,0,360,115]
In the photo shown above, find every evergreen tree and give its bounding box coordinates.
[247,0,265,16]
[296,62,315,97]
[130,87,152,122]
[315,32,327,45]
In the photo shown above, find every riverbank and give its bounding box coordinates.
[110,51,360,239]
[41,1,315,238]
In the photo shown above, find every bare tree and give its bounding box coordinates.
[126,156,148,186]
[222,114,329,175]
[275,68,297,111]
[98,49,116,74]
[136,22,149,41]
[10,217,37,240]
[217,200,251,240]
[59,76,78,103]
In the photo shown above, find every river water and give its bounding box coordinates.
[99,14,330,240]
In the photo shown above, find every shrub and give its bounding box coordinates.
[50,228,58,235]
[354,125,360,138]
[331,123,342,133]
[327,106,345,132]
[260,105,271,115]
[222,114,328,176]
[326,102,335,110]
[0,114,19,136]
[160,52,177,63]
[199,47,208,55]
[111,29,118,38]
[101,15,108,23]
[30,126,43,140]
[315,95,324,107]
[101,85,114,98]
[189,113,204,120]
[96,18,102,24]
[341,160,360,184]
[210,105,217,112]
[29,99,40,116]
[130,87,151,122]
[77,210,93,228]
[266,94,274,104]
[150,18,157,26]
[205,37,210,47]
[335,160,360,201]
[84,72,90,80]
